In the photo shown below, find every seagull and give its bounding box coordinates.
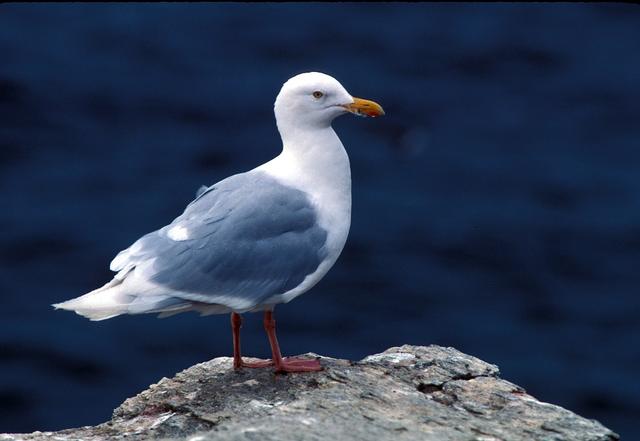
[53,72,384,373]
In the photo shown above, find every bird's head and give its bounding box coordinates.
[274,72,384,130]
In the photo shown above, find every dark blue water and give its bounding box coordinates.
[1,4,639,438]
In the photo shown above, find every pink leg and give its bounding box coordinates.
[263,310,322,373]
[231,312,273,369]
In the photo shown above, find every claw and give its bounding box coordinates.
[234,358,274,370]
[275,357,322,373]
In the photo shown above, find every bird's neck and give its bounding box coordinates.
[259,126,352,199]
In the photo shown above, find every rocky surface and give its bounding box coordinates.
[2,345,618,441]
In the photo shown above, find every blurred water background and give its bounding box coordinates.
[1,3,639,438]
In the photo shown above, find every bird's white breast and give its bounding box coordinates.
[256,128,352,305]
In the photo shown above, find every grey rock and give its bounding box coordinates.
[1,345,618,441]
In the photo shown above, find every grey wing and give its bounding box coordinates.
[110,171,328,310]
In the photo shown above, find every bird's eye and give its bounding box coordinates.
[312,91,324,99]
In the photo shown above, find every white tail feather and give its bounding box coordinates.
[53,274,201,320]
[52,279,130,321]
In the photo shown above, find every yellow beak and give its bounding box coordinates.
[342,97,385,117]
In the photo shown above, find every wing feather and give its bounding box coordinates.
[110,171,328,310]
